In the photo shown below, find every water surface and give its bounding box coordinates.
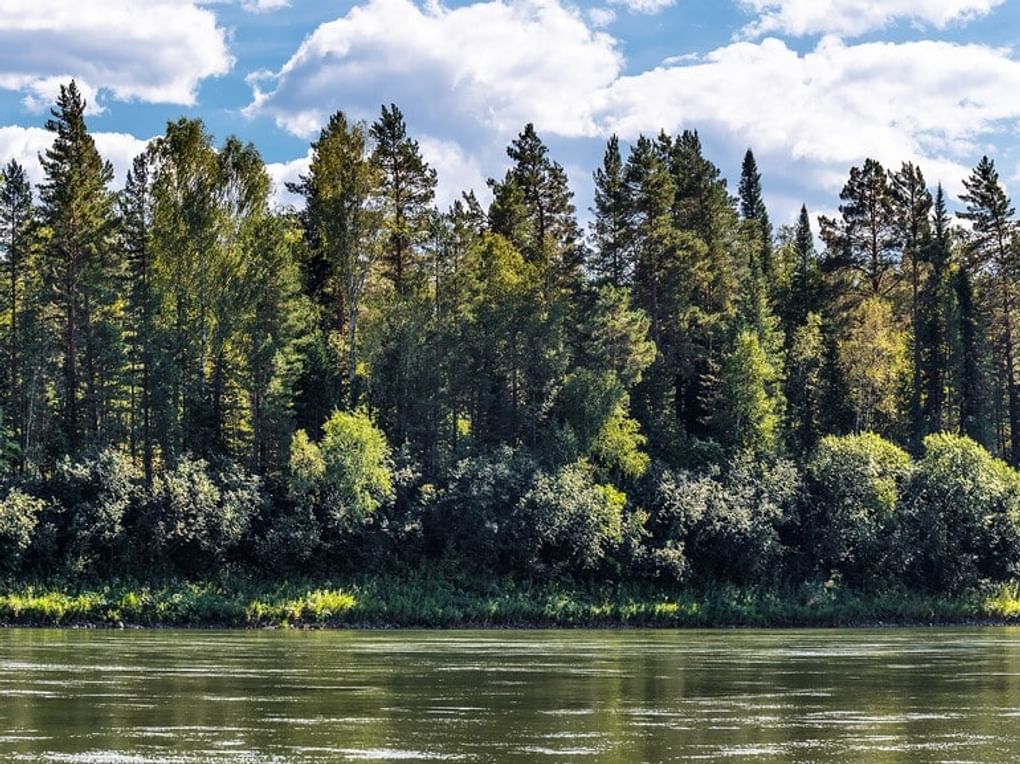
[2,628,1020,762]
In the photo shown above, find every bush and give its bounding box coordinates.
[902,434,1020,591]
[288,410,394,529]
[0,488,44,575]
[426,446,538,572]
[146,457,263,574]
[803,433,911,587]
[516,461,626,576]
[50,448,139,573]
[644,454,799,585]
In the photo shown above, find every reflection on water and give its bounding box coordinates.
[1,628,1020,762]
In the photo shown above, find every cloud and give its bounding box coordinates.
[739,0,1004,38]
[0,125,151,189]
[597,36,1020,194]
[418,136,488,207]
[610,0,675,14]
[240,0,290,12]
[588,7,616,27]
[0,0,232,111]
[246,0,622,140]
[247,0,1020,216]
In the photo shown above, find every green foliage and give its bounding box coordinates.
[146,457,262,573]
[6,82,1020,598]
[803,433,912,586]
[713,329,783,455]
[50,449,139,573]
[0,488,43,575]
[645,455,799,585]
[427,447,538,569]
[288,410,394,528]
[516,461,626,575]
[903,434,1020,591]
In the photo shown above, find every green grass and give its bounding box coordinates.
[0,575,1018,628]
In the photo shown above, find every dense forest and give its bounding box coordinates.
[1,80,1019,597]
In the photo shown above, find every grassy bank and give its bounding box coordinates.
[1,576,1020,629]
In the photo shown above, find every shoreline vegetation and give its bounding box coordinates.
[2,578,1020,630]
[6,82,1020,624]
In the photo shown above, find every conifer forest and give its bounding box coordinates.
[4,80,1020,605]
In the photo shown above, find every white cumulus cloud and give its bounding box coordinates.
[597,36,1020,194]
[0,0,232,111]
[739,0,1004,38]
[246,0,622,140]
[0,125,152,189]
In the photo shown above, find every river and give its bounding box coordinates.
[2,628,1019,761]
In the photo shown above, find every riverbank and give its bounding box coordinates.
[1,577,1020,629]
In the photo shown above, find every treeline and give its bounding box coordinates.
[1,80,1020,592]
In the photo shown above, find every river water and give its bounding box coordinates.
[2,628,1020,762]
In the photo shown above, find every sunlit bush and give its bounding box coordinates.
[902,434,1020,591]
[802,433,911,587]
[0,488,44,575]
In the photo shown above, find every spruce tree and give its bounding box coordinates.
[738,148,773,279]
[120,153,156,483]
[38,81,119,453]
[890,161,933,448]
[918,185,953,436]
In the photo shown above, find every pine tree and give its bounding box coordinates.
[0,160,33,469]
[820,159,900,297]
[120,153,156,482]
[890,161,933,448]
[38,81,119,453]
[959,156,1020,463]
[370,104,437,295]
[590,135,631,287]
[489,124,582,295]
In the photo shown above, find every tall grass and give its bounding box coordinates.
[0,575,1018,628]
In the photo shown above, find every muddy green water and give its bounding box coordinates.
[2,628,1020,762]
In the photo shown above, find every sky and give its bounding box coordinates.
[2,0,1020,229]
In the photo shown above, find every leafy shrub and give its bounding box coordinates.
[426,446,538,571]
[288,410,394,528]
[49,448,139,573]
[645,454,799,584]
[902,434,1020,591]
[0,489,44,575]
[516,461,626,576]
[147,457,263,574]
[802,433,911,587]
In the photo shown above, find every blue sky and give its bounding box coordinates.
[2,0,1020,229]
